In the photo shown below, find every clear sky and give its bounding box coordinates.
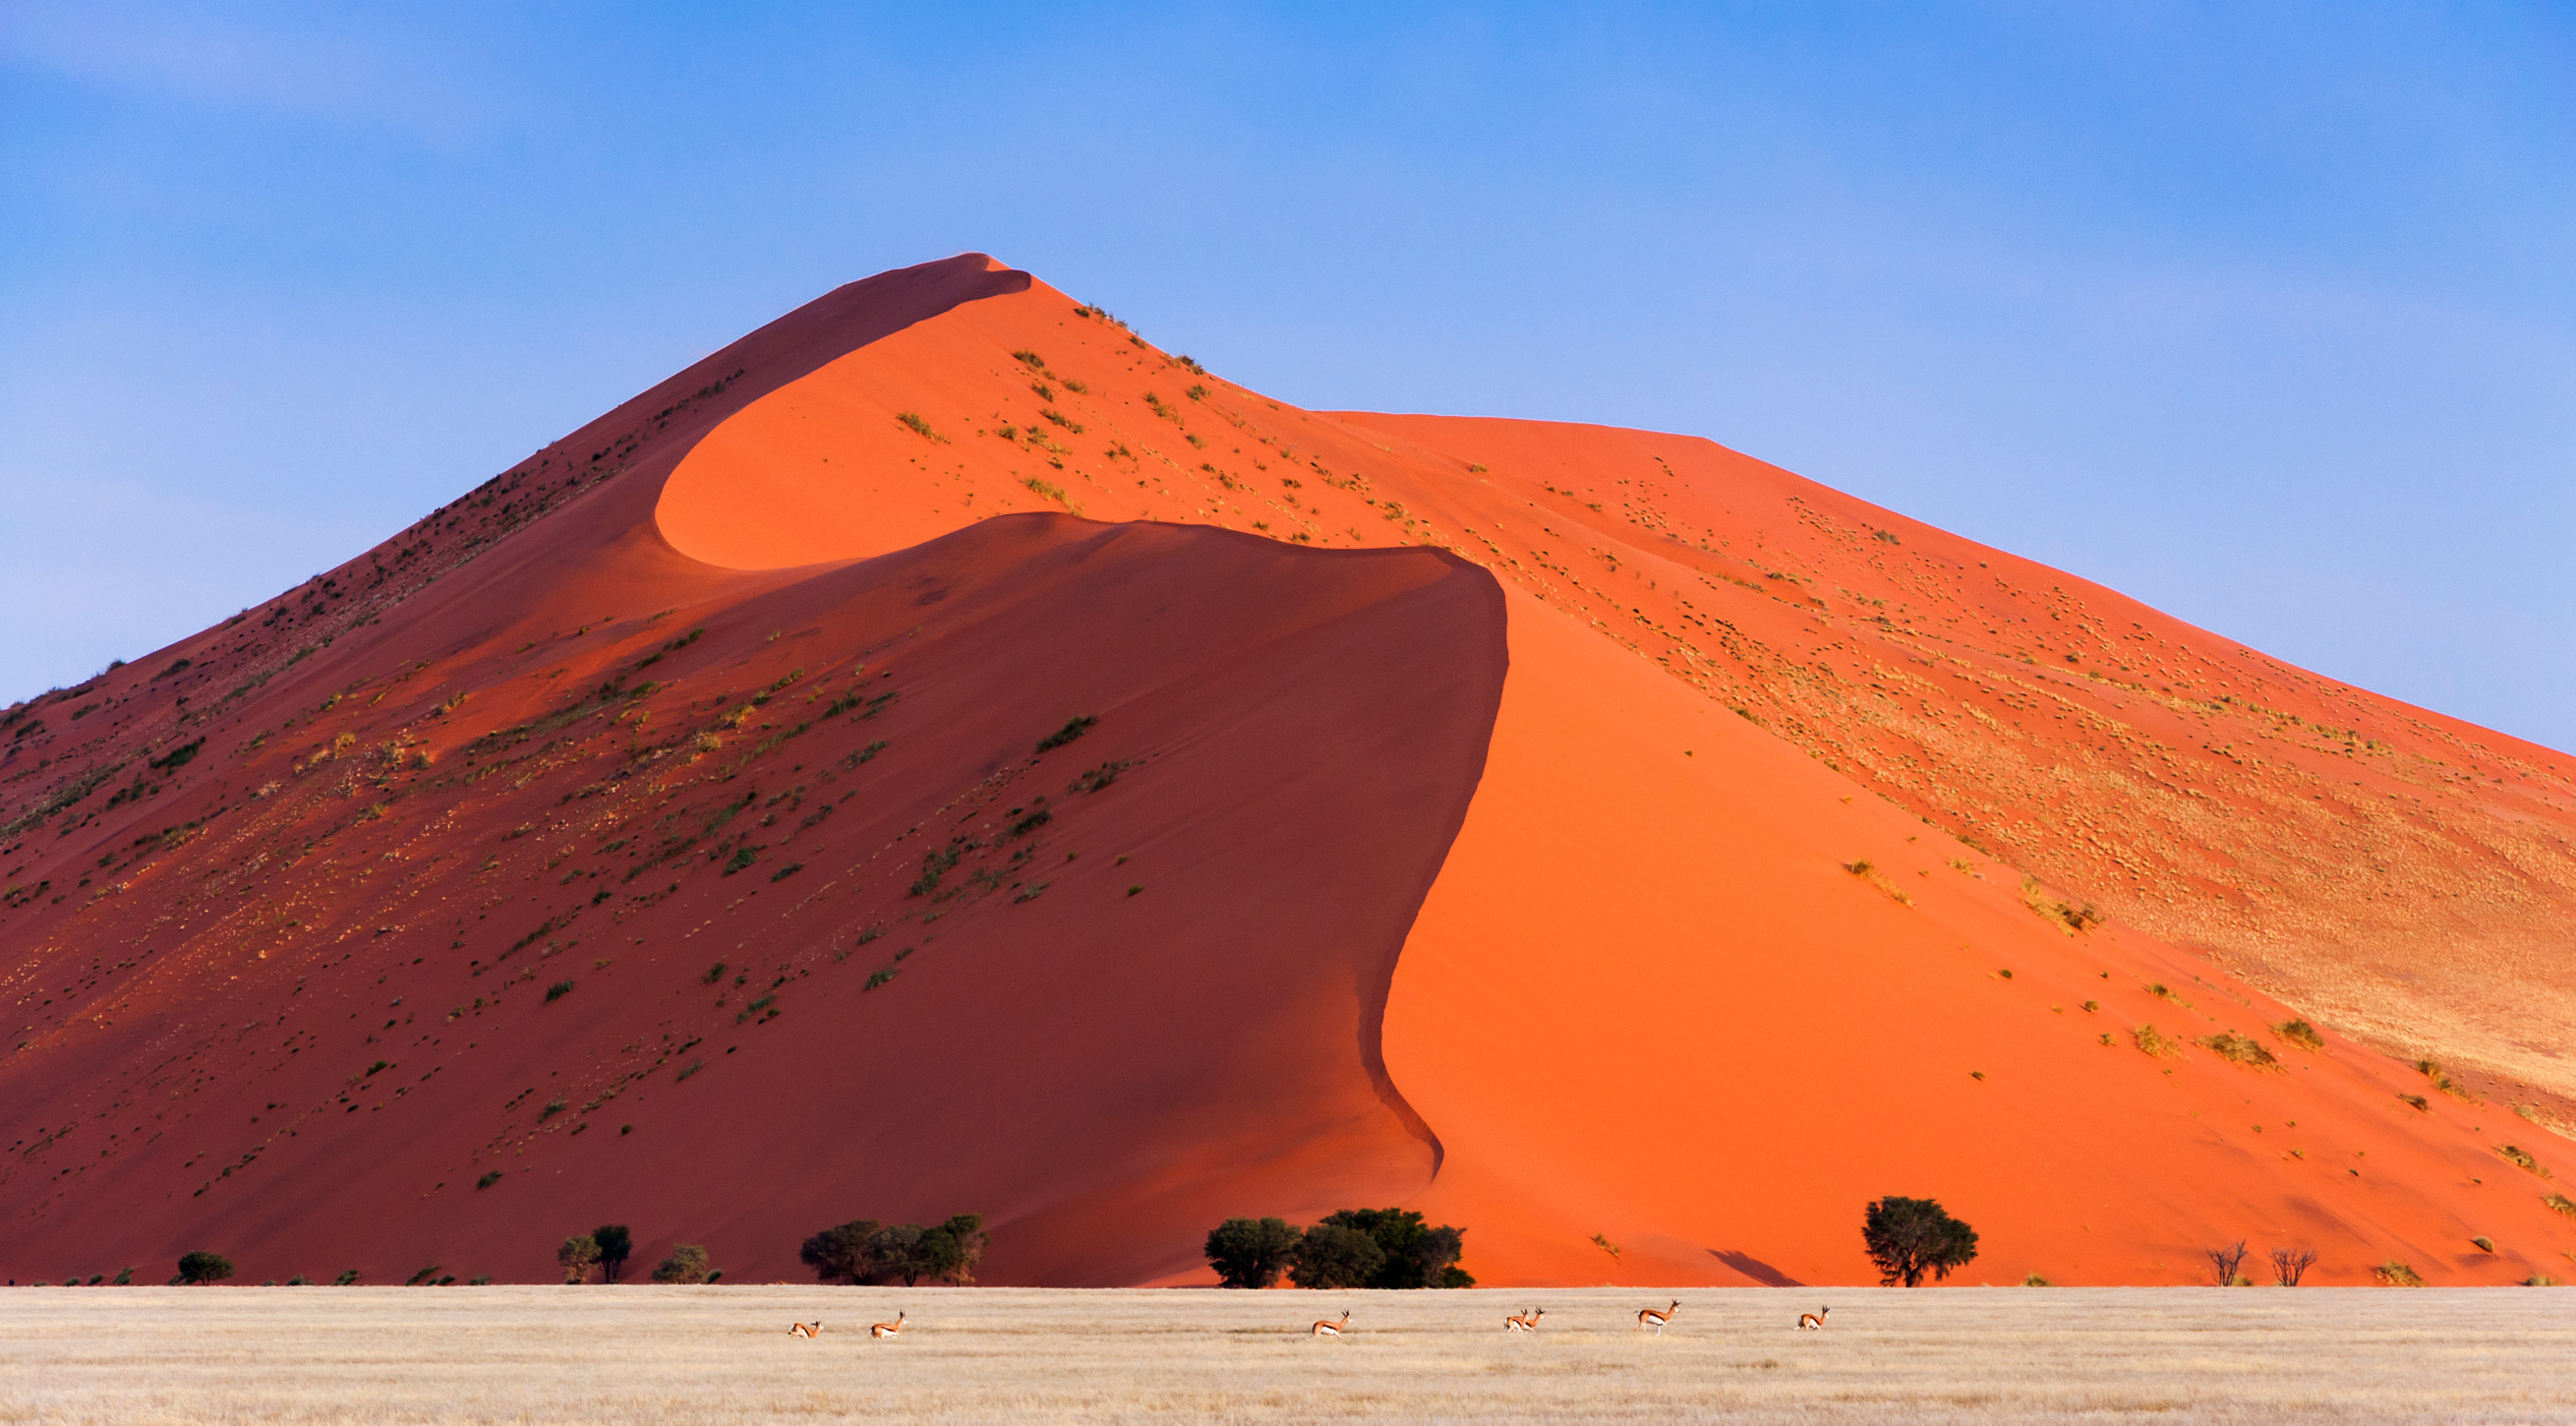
[4,3,2570,749]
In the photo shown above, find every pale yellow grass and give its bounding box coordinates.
[5,1285,2574,1423]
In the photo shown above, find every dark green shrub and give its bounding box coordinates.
[176,1251,234,1285]
[593,1224,633,1282]
[1289,1223,1383,1288]
[333,1269,360,1285]
[558,1234,601,1283]
[476,1171,501,1189]
[2274,1019,2326,1050]
[799,1218,881,1284]
[1310,1208,1468,1289]
[1863,1196,1978,1286]
[545,980,575,1002]
[1035,716,1096,751]
[799,1215,984,1286]
[1204,1217,1301,1288]
[651,1244,715,1283]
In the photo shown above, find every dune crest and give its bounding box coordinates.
[7,254,2573,1285]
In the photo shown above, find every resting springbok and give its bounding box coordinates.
[1311,1310,1351,1337]
[1637,1299,1681,1335]
[1505,1307,1546,1333]
[1797,1306,1831,1331]
[869,1311,907,1339]
[787,1321,822,1339]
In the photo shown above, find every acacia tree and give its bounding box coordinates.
[1204,1218,1302,1288]
[176,1251,234,1285]
[1315,1208,1473,1288]
[651,1245,715,1284]
[1288,1223,1385,1288]
[925,1215,988,1285]
[592,1224,634,1283]
[557,1234,603,1284]
[2269,1246,2318,1287]
[1862,1197,1979,1287]
[2205,1240,2250,1286]
[799,1219,882,1284]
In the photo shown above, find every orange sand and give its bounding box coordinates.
[1385,591,2574,1285]
[8,252,2574,1287]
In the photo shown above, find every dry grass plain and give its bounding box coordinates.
[5,1284,2573,1424]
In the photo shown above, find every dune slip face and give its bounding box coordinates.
[7,252,2575,1287]
[0,509,1505,1286]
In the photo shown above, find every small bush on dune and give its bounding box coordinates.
[2273,1019,2326,1050]
[1034,715,1096,752]
[176,1251,233,1285]
[2199,1032,2278,1068]
[2132,1024,2182,1058]
[2372,1261,2426,1287]
[2500,1145,2549,1177]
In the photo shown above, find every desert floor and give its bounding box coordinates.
[4,1284,2572,1423]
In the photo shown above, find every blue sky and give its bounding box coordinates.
[4,2,2570,748]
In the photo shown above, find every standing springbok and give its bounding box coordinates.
[869,1311,907,1339]
[1311,1310,1351,1337]
[1797,1306,1831,1331]
[1637,1299,1681,1334]
[1505,1307,1546,1333]
[788,1321,822,1338]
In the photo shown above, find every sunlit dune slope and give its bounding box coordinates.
[1387,591,2575,1287]
[656,289,2576,1123]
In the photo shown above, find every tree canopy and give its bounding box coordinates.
[557,1233,603,1284]
[591,1223,634,1283]
[650,1244,715,1284]
[1288,1223,1384,1289]
[1862,1196,1979,1287]
[1204,1218,1302,1289]
[798,1215,987,1286]
[176,1251,233,1285]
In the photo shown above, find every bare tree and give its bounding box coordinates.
[2204,1240,2249,1286]
[2269,1247,2318,1286]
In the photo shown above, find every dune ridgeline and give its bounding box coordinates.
[6,255,2574,1289]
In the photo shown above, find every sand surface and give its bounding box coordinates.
[8,253,2576,1290]
[7,1284,2573,1424]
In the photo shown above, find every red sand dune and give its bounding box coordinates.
[6,254,2573,1286]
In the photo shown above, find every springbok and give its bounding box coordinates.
[1505,1307,1546,1333]
[1797,1306,1831,1331]
[1311,1310,1351,1337]
[1637,1299,1681,1335]
[788,1321,822,1338]
[869,1311,907,1339]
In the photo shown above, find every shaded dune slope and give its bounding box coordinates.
[0,259,1505,1285]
